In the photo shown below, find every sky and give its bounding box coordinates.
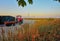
[0,0,60,18]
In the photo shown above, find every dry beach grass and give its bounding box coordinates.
[0,18,60,41]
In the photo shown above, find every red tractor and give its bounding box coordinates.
[16,15,23,24]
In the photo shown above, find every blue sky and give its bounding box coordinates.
[0,0,60,18]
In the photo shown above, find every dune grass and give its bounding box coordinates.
[0,18,60,41]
